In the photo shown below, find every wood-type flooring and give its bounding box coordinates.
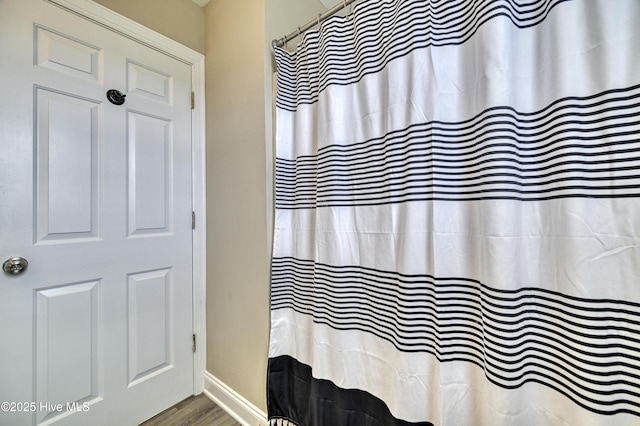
[140,393,241,426]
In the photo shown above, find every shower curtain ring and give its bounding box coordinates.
[317,14,322,27]
[297,26,302,39]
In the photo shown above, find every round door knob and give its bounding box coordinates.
[3,257,29,275]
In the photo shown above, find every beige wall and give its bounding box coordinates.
[205,0,328,413]
[204,0,270,412]
[93,0,205,53]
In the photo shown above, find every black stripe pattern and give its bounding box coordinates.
[271,257,640,417]
[275,85,640,209]
[275,0,572,111]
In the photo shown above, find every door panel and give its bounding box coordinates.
[127,268,173,385]
[127,61,172,104]
[127,111,172,235]
[35,281,101,425]
[0,1,194,425]
[35,88,102,242]
[35,25,103,83]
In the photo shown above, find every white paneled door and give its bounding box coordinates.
[0,1,195,425]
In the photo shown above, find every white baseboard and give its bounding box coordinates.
[203,371,269,426]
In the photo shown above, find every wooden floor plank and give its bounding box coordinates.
[139,394,241,426]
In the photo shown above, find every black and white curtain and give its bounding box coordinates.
[267,1,640,424]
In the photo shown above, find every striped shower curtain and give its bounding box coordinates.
[267,1,640,425]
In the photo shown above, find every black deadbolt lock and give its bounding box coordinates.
[106,89,126,105]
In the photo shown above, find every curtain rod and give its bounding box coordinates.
[271,0,358,49]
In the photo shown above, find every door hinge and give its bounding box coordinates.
[192,334,197,353]
[191,92,195,109]
[192,211,196,229]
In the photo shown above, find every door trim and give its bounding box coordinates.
[44,0,207,395]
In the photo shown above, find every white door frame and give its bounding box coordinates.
[45,0,207,395]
